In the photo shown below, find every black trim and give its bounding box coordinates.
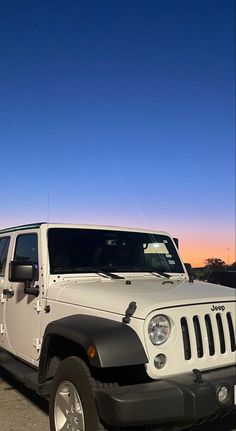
[0,349,42,394]
[96,366,236,427]
[39,315,147,381]
[0,222,46,234]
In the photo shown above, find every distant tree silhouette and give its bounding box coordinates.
[204,258,226,272]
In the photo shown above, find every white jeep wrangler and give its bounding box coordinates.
[0,222,235,431]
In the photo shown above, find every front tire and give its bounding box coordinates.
[49,356,104,431]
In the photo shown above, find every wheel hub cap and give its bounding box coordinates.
[54,381,85,431]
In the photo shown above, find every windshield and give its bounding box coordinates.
[48,228,184,275]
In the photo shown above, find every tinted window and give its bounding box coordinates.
[0,237,10,276]
[14,234,38,263]
[48,228,184,274]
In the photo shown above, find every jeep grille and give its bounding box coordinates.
[145,302,236,379]
[181,312,236,360]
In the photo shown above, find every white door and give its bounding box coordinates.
[0,236,11,346]
[5,230,42,362]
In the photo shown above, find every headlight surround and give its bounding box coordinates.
[148,314,171,345]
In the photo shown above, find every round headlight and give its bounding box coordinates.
[148,314,171,345]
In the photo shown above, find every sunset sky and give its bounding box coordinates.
[0,0,235,267]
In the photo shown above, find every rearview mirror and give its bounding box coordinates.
[9,261,38,282]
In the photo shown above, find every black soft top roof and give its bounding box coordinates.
[0,222,47,234]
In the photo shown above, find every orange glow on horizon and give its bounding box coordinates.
[180,239,235,268]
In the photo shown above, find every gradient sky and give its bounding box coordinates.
[0,0,235,267]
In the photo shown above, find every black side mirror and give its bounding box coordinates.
[9,261,38,282]
[184,263,194,283]
[9,261,39,296]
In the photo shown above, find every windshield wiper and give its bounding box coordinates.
[148,271,171,279]
[52,266,170,279]
[72,267,124,279]
[122,266,171,278]
[94,270,124,279]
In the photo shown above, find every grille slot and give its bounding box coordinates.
[181,317,191,360]
[226,312,236,352]
[216,313,226,353]
[181,310,235,360]
[193,316,203,357]
[205,314,215,356]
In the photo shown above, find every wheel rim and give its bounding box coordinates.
[54,380,85,431]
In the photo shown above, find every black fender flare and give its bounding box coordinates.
[39,315,148,381]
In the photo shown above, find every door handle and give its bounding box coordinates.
[3,289,14,298]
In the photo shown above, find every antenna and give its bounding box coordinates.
[47,195,50,222]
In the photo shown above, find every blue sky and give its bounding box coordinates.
[0,0,235,265]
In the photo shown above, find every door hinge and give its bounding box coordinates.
[0,324,6,334]
[33,338,42,351]
[0,294,6,304]
[33,300,42,313]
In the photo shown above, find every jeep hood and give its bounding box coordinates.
[47,276,236,319]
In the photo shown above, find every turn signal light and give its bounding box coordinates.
[87,345,96,359]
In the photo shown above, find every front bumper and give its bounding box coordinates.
[95,365,236,427]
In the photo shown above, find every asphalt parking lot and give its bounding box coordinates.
[0,368,236,431]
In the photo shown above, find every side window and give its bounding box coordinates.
[0,237,10,277]
[14,234,38,263]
